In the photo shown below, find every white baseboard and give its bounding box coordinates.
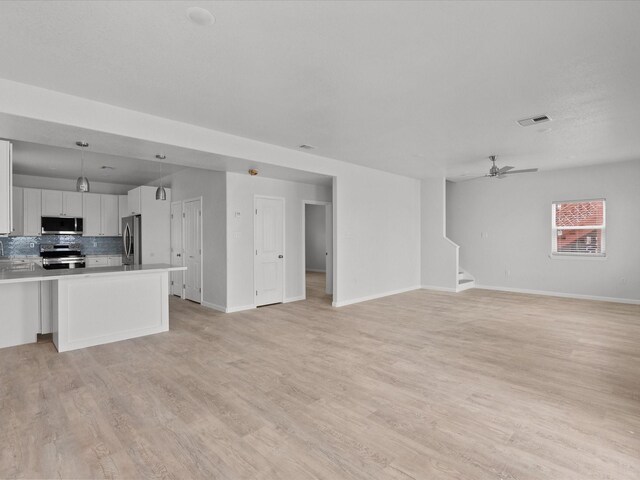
[305,268,326,273]
[226,304,257,313]
[202,301,226,313]
[332,285,421,307]
[421,285,457,293]
[284,295,305,303]
[476,284,640,305]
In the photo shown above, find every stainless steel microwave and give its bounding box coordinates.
[41,216,83,235]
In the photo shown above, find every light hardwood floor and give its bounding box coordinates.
[1,272,639,479]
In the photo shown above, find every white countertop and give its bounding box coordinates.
[0,263,186,285]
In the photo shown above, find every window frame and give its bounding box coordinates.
[551,198,606,257]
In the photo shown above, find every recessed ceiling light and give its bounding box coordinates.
[186,7,215,26]
[299,144,315,150]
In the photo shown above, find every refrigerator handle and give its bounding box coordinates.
[123,223,131,257]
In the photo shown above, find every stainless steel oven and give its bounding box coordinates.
[40,244,86,269]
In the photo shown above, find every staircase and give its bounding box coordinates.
[457,268,475,292]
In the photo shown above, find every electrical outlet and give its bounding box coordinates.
[620,277,627,284]
[505,269,511,278]
[93,241,97,247]
[29,242,35,248]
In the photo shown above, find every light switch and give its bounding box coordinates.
[235,211,241,218]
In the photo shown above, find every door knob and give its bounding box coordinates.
[176,253,181,257]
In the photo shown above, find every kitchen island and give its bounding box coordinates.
[0,263,186,352]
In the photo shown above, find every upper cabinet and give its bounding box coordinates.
[127,187,142,215]
[41,190,62,216]
[42,190,83,217]
[10,187,24,236]
[23,188,42,236]
[0,140,12,235]
[118,195,128,235]
[82,193,120,237]
[101,195,119,236]
[63,192,83,217]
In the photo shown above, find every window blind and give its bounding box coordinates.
[552,199,605,255]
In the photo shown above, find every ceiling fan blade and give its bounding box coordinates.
[503,168,538,175]
[498,166,514,173]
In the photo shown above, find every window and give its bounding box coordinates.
[552,199,605,256]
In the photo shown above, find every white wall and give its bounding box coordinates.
[0,79,423,308]
[161,168,227,309]
[13,173,132,194]
[447,159,640,302]
[305,204,326,272]
[421,177,458,291]
[226,174,331,309]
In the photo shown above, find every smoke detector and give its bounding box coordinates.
[517,115,551,127]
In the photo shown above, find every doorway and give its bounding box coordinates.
[303,200,333,302]
[170,197,203,303]
[254,196,285,306]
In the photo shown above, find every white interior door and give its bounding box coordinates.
[325,204,333,295]
[255,197,284,306]
[170,201,183,297]
[184,199,202,303]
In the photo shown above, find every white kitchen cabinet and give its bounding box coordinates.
[127,186,171,264]
[128,187,142,215]
[0,140,12,235]
[82,193,102,236]
[10,187,24,236]
[41,190,63,216]
[83,193,119,236]
[63,191,83,217]
[118,195,128,235]
[86,256,109,267]
[42,190,83,217]
[101,195,119,236]
[108,255,122,266]
[23,188,42,236]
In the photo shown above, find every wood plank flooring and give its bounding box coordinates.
[1,272,639,479]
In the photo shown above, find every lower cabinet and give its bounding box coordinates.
[86,256,109,268]
[85,255,122,267]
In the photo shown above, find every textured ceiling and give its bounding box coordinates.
[0,1,639,179]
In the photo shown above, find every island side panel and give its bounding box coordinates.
[54,271,169,352]
[0,281,40,349]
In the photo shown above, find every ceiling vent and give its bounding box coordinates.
[517,115,551,127]
[298,144,315,150]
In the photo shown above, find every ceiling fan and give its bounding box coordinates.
[462,155,538,181]
[485,155,538,179]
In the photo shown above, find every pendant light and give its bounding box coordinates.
[155,154,167,201]
[75,141,90,192]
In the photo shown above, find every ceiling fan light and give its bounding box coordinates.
[76,176,90,192]
[155,185,167,201]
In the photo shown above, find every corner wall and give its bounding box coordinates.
[226,173,331,310]
[447,159,640,303]
[420,177,459,291]
[163,168,227,309]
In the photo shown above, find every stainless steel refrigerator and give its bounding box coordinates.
[122,215,141,265]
